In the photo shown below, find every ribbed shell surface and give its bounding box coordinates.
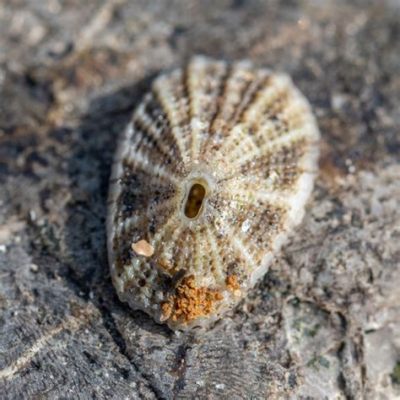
[107,56,320,331]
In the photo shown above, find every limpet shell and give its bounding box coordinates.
[107,56,320,331]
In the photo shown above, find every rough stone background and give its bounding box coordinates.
[0,0,399,399]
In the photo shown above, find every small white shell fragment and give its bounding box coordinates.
[131,239,154,257]
[107,56,320,331]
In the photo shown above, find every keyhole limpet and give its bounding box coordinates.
[107,56,320,331]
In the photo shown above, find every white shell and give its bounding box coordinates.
[107,56,320,331]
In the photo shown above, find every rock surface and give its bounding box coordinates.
[0,1,399,399]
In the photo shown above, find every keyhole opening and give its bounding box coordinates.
[184,183,207,219]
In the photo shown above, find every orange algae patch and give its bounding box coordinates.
[156,257,178,274]
[226,275,240,291]
[226,275,241,297]
[161,276,223,323]
[160,302,173,322]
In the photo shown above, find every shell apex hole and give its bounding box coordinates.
[184,182,207,219]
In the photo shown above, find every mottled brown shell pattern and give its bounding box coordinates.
[107,56,320,331]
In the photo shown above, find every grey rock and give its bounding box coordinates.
[0,1,399,399]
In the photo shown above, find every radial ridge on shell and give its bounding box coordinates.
[107,55,320,331]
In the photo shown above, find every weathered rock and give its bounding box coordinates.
[0,1,399,399]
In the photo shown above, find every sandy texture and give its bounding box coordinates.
[0,1,399,399]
